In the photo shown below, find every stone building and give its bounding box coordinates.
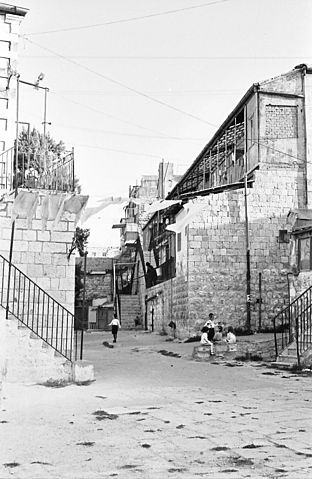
[75,256,114,330]
[112,162,181,329]
[139,64,312,343]
[0,4,92,384]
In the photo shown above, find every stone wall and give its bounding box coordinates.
[187,164,301,334]
[0,192,77,312]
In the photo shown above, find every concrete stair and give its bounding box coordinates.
[119,294,142,330]
[272,340,302,369]
[0,309,73,383]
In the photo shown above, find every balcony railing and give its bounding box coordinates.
[0,147,75,193]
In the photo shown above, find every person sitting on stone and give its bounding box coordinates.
[200,326,215,355]
[225,326,237,344]
[213,325,223,342]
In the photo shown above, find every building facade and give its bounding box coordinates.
[140,65,312,338]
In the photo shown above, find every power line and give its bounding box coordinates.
[22,36,217,127]
[76,143,178,160]
[50,91,175,138]
[24,0,232,36]
[54,122,205,141]
[21,55,312,60]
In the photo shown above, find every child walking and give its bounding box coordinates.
[109,315,121,343]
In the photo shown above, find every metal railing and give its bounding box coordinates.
[0,254,82,362]
[273,285,312,362]
[0,147,14,190]
[0,147,75,193]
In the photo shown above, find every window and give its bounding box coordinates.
[298,237,312,271]
[265,105,298,139]
[177,232,181,252]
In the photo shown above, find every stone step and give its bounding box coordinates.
[278,354,297,362]
[272,361,297,370]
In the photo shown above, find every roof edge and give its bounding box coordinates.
[0,2,28,16]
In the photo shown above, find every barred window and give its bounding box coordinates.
[265,105,298,139]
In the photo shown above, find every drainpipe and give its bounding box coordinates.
[301,66,308,207]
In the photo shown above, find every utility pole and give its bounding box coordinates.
[244,172,251,331]
[6,73,20,319]
[244,105,251,332]
[6,75,48,319]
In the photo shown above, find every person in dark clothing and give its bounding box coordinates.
[146,262,157,287]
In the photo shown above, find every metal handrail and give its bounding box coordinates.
[0,254,82,362]
[273,285,312,360]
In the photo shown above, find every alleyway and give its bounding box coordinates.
[0,331,312,478]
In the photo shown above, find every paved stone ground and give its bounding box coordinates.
[0,330,312,478]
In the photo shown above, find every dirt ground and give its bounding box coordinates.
[0,330,312,478]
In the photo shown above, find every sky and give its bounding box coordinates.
[13,0,312,246]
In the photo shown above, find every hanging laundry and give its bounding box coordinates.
[11,190,39,228]
[41,193,66,231]
[53,194,89,228]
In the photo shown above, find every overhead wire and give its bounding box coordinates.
[53,122,205,141]
[75,143,179,161]
[24,0,232,35]
[21,55,312,60]
[22,36,217,127]
[49,90,177,138]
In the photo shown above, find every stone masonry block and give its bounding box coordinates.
[37,277,51,291]
[0,217,11,228]
[26,264,43,278]
[0,239,10,252]
[20,252,35,264]
[34,252,51,265]
[56,266,66,278]
[51,231,74,243]
[42,242,67,254]
[65,291,74,307]
[28,242,43,253]
[43,265,59,278]
[52,254,67,266]
[51,278,60,289]
[59,277,74,291]
[36,231,51,242]
[1,227,21,240]
[22,230,37,241]
[13,240,28,252]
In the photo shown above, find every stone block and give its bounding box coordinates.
[28,242,43,253]
[22,230,37,241]
[42,242,67,254]
[36,231,51,242]
[51,231,74,243]
[34,252,51,265]
[13,240,28,252]
[72,360,95,384]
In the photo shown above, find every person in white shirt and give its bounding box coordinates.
[225,326,236,344]
[109,315,121,343]
[200,326,215,355]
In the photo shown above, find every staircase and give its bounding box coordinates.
[273,285,312,368]
[119,294,142,329]
[0,254,82,382]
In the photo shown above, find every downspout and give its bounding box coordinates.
[301,66,308,207]
[255,84,260,166]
